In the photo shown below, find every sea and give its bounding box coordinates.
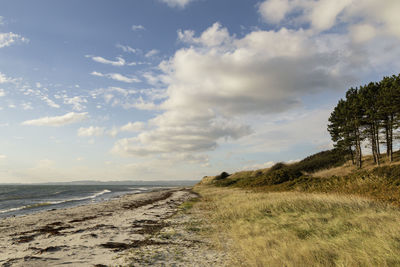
[0,182,194,218]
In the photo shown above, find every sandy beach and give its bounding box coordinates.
[0,188,227,266]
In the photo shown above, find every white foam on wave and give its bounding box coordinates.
[0,189,112,214]
[0,206,26,214]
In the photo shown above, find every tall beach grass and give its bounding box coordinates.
[194,186,400,266]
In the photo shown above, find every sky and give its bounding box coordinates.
[0,0,400,183]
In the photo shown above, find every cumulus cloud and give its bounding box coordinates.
[258,0,290,24]
[160,0,193,8]
[112,109,252,156]
[22,112,88,127]
[112,22,357,158]
[77,126,105,137]
[90,71,140,83]
[0,32,28,48]
[86,55,126,66]
[169,24,353,116]
[258,0,400,38]
[178,22,233,48]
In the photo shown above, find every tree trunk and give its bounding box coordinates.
[355,128,362,168]
[390,114,394,162]
[349,145,355,165]
[385,119,391,159]
[375,123,381,166]
[370,125,377,164]
[358,137,363,168]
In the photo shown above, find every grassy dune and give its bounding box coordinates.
[193,186,400,266]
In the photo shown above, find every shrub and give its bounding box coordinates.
[270,162,287,171]
[215,172,230,181]
[293,149,348,173]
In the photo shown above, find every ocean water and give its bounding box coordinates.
[0,184,166,218]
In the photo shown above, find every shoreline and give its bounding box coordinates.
[0,187,201,266]
[0,186,180,219]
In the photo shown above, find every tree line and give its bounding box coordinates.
[328,74,400,168]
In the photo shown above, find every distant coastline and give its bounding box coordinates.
[0,180,199,186]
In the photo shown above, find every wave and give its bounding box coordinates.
[129,187,149,191]
[0,189,112,214]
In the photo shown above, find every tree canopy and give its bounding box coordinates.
[328,74,400,167]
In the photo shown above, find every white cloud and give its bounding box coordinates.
[41,95,60,108]
[21,102,33,110]
[121,96,159,111]
[22,112,88,127]
[258,0,400,38]
[77,126,105,137]
[108,73,140,83]
[0,89,5,97]
[178,22,232,47]
[116,44,138,53]
[258,0,290,24]
[63,96,87,111]
[350,23,377,43]
[90,71,140,83]
[132,25,145,31]
[120,121,145,132]
[145,49,160,58]
[86,55,126,66]
[112,22,357,158]
[160,0,193,8]
[108,127,119,138]
[90,71,103,77]
[0,154,6,159]
[0,32,28,48]
[0,16,4,26]
[112,111,252,156]
[90,87,164,111]
[0,72,18,84]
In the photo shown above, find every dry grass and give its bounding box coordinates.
[193,185,400,267]
[311,161,356,178]
[313,153,400,178]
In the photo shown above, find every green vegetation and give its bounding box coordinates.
[211,148,348,187]
[205,149,400,206]
[328,74,400,167]
[179,197,200,213]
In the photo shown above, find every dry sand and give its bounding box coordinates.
[0,188,228,266]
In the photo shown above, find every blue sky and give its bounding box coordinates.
[0,0,399,183]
